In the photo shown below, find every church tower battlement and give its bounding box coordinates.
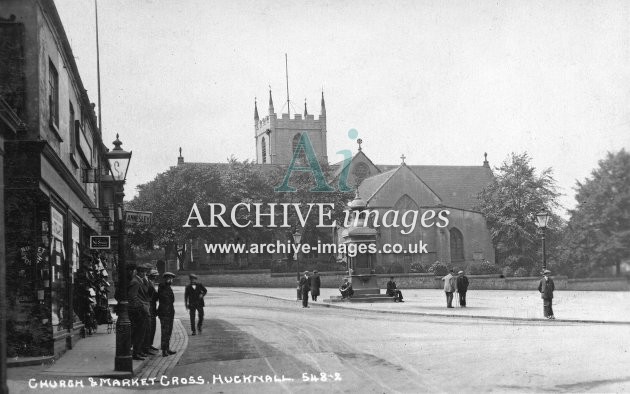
[255,89,328,165]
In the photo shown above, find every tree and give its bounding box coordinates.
[127,158,353,269]
[558,149,630,277]
[475,152,562,272]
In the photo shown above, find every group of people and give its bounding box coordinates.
[123,265,208,361]
[301,267,555,319]
[298,270,321,308]
[441,269,470,308]
[125,263,177,360]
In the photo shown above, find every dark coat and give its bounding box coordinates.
[146,278,158,315]
[129,275,150,311]
[456,276,469,292]
[310,275,321,296]
[386,280,399,296]
[538,277,555,299]
[185,283,208,308]
[299,276,310,293]
[156,283,175,318]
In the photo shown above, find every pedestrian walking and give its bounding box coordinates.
[157,272,177,357]
[538,269,555,319]
[456,270,469,307]
[386,276,404,302]
[143,268,159,352]
[441,269,457,308]
[185,273,207,335]
[310,270,321,301]
[299,271,311,308]
[128,264,151,360]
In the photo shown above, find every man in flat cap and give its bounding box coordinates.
[128,264,151,359]
[143,267,160,353]
[538,269,555,319]
[157,272,177,356]
[184,273,207,335]
[299,271,311,308]
[456,270,469,307]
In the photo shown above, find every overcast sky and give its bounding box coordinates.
[55,0,630,216]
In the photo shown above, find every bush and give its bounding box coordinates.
[530,266,542,277]
[502,266,514,277]
[470,260,501,275]
[388,263,404,274]
[428,261,449,276]
[374,265,386,274]
[513,267,529,277]
[409,261,425,273]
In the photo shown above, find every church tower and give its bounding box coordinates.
[255,89,328,165]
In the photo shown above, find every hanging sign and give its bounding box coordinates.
[125,210,152,225]
[90,235,111,250]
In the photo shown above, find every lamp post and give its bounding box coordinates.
[106,134,132,372]
[535,208,550,272]
[292,229,302,300]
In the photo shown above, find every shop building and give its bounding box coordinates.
[1,0,113,357]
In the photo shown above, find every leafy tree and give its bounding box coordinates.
[558,149,630,277]
[127,158,353,268]
[476,152,562,271]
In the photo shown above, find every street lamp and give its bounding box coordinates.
[292,229,302,300]
[106,134,132,372]
[535,208,550,272]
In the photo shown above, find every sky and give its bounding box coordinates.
[55,0,630,216]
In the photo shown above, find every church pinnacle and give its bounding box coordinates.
[320,90,326,117]
[304,98,308,117]
[254,97,259,122]
[268,88,275,115]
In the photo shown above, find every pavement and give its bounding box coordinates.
[228,287,630,324]
[7,318,187,393]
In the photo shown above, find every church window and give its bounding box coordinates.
[450,228,464,262]
[261,137,267,163]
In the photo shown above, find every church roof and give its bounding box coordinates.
[377,164,494,210]
[175,154,493,211]
[357,168,398,202]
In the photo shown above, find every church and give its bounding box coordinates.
[177,88,495,273]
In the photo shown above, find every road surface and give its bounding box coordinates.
[158,288,630,393]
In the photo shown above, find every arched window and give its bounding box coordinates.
[261,137,267,163]
[450,228,464,262]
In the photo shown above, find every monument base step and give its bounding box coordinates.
[325,294,395,303]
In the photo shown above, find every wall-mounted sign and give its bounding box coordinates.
[125,210,152,225]
[51,207,64,241]
[90,235,111,250]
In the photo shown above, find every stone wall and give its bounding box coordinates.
[172,271,629,291]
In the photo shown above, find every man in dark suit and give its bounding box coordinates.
[157,272,177,357]
[128,264,151,360]
[386,276,404,302]
[538,269,555,319]
[184,273,207,335]
[143,268,159,353]
[310,270,321,301]
[299,271,310,308]
[456,271,469,307]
